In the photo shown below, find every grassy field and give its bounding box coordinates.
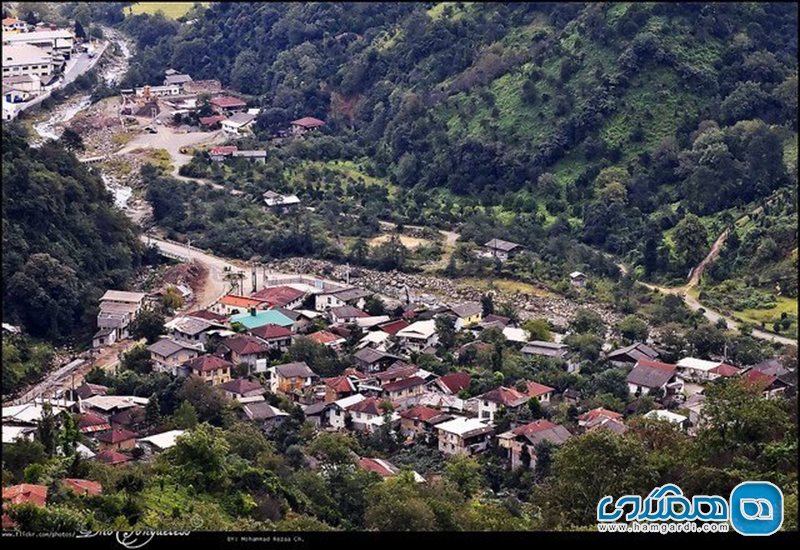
[733,296,798,339]
[128,2,205,19]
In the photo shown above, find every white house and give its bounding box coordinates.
[395,320,439,353]
[436,416,494,456]
[2,43,53,79]
[221,112,256,135]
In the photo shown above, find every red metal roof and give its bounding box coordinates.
[200,115,227,126]
[94,450,131,465]
[399,405,441,422]
[210,96,247,108]
[62,478,102,496]
[210,145,238,155]
[324,375,356,394]
[2,484,47,507]
[438,372,471,393]
[223,335,270,356]
[578,408,623,423]
[306,330,341,345]
[710,363,740,377]
[250,323,293,340]
[291,116,325,128]
[379,319,410,335]
[95,428,136,444]
[525,381,555,398]
[251,286,305,307]
[187,354,233,373]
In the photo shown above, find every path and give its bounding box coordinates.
[621,205,796,347]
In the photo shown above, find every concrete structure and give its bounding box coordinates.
[2,43,53,79]
[436,416,494,456]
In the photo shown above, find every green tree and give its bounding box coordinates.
[129,309,165,344]
[166,423,230,491]
[444,454,482,498]
[522,318,551,341]
[673,214,709,270]
[435,314,457,350]
[616,315,649,343]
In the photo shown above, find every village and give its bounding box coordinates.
[2,230,794,512]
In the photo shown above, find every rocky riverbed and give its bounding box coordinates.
[265,257,623,327]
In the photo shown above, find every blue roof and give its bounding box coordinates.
[230,309,294,329]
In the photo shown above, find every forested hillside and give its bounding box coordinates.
[1,127,144,343]
[118,3,797,283]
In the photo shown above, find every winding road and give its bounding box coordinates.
[627,212,796,347]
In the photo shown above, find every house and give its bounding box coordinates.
[231,150,267,163]
[322,375,357,402]
[210,95,247,113]
[434,372,471,395]
[569,271,587,288]
[262,190,301,211]
[134,84,181,97]
[2,425,36,444]
[199,114,226,130]
[2,17,29,32]
[483,238,523,262]
[147,337,202,375]
[218,378,266,402]
[626,358,680,397]
[94,450,131,466]
[607,342,660,367]
[2,44,53,79]
[74,382,109,401]
[138,430,185,452]
[436,416,494,456]
[524,381,555,404]
[477,386,530,423]
[269,361,317,395]
[323,394,365,430]
[396,320,439,353]
[305,330,346,351]
[2,484,47,527]
[398,405,449,438]
[91,327,117,348]
[249,324,293,352]
[185,355,233,385]
[81,395,149,416]
[209,145,238,161]
[329,305,369,324]
[521,341,570,361]
[353,347,398,373]
[96,290,148,343]
[357,330,392,352]
[109,407,145,431]
[3,403,65,426]
[479,314,512,330]
[165,316,218,346]
[448,302,483,329]
[497,419,572,469]
[375,363,419,385]
[77,412,111,435]
[315,288,372,312]
[221,112,256,135]
[377,319,410,336]
[3,29,75,57]
[741,369,790,399]
[346,396,399,433]
[230,308,295,331]
[676,357,739,382]
[95,428,136,452]
[577,408,623,428]
[186,309,229,324]
[61,479,102,497]
[219,335,271,373]
[357,458,425,483]
[212,295,268,316]
[290,116,325,136]
[242,402,289,430]
[354,315,391,330]
[251,286,306,310]
[383,376,426,404]
[747,358,796,393]
[502,326,529,344]
[644,409,689,431]
[163,73,192,88]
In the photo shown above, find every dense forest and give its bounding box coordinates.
[113,3,797,289]
[1,127,144,343]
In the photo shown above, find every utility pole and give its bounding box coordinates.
[251,262,258,293]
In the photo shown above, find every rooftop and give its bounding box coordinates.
[435,416,493,437]
[186,354,233,373]
[291,116,325,128]
[274,361,316,379]
[100,290,146,303]
[139,430,185,450]
[479,386,529,407]
[230,308,294,329]
[484,238,522,252]
[210,95,247,108]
